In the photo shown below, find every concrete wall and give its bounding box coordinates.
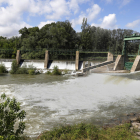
[75,51,79,70]
[107,52,114,61]
[44,50,49,69]
[16,50,21,65]
[131,55,140,72]
[113,55,124,70]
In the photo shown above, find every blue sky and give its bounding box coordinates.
[0,0,140,37]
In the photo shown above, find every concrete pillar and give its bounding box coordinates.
[131,55,140,72]
[16,50,21,65]
[83,61,85,69]
[113,55,124,70]
[75,51,79,70]
[44,50,49,69]
[107,52,114,61]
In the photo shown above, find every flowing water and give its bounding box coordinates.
[1,60,140,138]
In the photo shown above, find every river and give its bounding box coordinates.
[1,72,140,138]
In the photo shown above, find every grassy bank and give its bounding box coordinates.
[35,123,137,140]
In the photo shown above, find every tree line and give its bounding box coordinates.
[0,18,140,60]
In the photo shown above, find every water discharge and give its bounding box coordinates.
[1,72,140,137]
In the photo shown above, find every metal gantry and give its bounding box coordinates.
[122,34,140,70]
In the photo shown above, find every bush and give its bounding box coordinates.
[0,93,26,140]
[0,63,8,73]
[46,71,52,75]
[10,61,39,75]
[52,66,61,75]
[28,69,35,75]
[10,60,19,74]
[46,66,62,75]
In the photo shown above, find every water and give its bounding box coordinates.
[1,72,140,137]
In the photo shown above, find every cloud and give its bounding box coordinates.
[71,4,101,27]
[121,0,131,7]
[68,0,90,14]
[87,4,101,21]
[92,14,118,29]
[0,0,61,37]
[126,20,140,28]
[0,22,31,37]
[38,21,56,29]
[0,0,33,37]
[46,0,70,20]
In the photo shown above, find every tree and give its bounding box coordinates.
[0,93,26,139]
[80,18,92,50]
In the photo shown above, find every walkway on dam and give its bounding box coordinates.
[82,60,115,73]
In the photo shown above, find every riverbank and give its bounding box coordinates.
[21,112,140,140]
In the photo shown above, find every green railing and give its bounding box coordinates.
[125,62,133,70]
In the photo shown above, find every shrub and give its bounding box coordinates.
[10,60,19,74]
[28,69,35,75]
[52,66,61,75]
[46,71,52,75]
[0,93,26,140]
[0,63,8,73]
[10,61,39,75]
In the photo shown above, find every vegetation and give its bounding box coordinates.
[46,66,62,75]
[37,123,137,140]
[10,60,40,75]
[0,18,140,60]
[0,93,26,140]
[0,63,7,73]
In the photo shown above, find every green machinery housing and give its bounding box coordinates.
[122,34,140,70]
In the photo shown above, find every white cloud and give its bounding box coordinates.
[0,0,67,37]
[126,20,140,28]
[121,0,131,7]
[87,4,101,21]
[0,0,32,37]
[38,21,56,29]
[71,4,101,27]
[0,22,31,37]
[92,14,118,29]
[68,0,89,14]
[46,0,70,20]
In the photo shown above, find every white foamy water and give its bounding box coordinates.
[2,60,81,71]
[21,62,44,69]
[0,73,140,137]
[48,61,77,70]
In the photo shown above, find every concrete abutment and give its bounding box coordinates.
[16,50,21,65]
[113,55,124,70]
[131,55,140,72]
[44,50,49,69]
[107,52,114,61]
[75,51,79,70]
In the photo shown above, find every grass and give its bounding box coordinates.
[0,63,8,73]
[37,123,138,140]
[46,66,62,75]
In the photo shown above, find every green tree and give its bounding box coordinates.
[80,18,92,50]
[0,93,26,139]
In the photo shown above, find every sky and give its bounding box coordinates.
[0,0,140,38]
